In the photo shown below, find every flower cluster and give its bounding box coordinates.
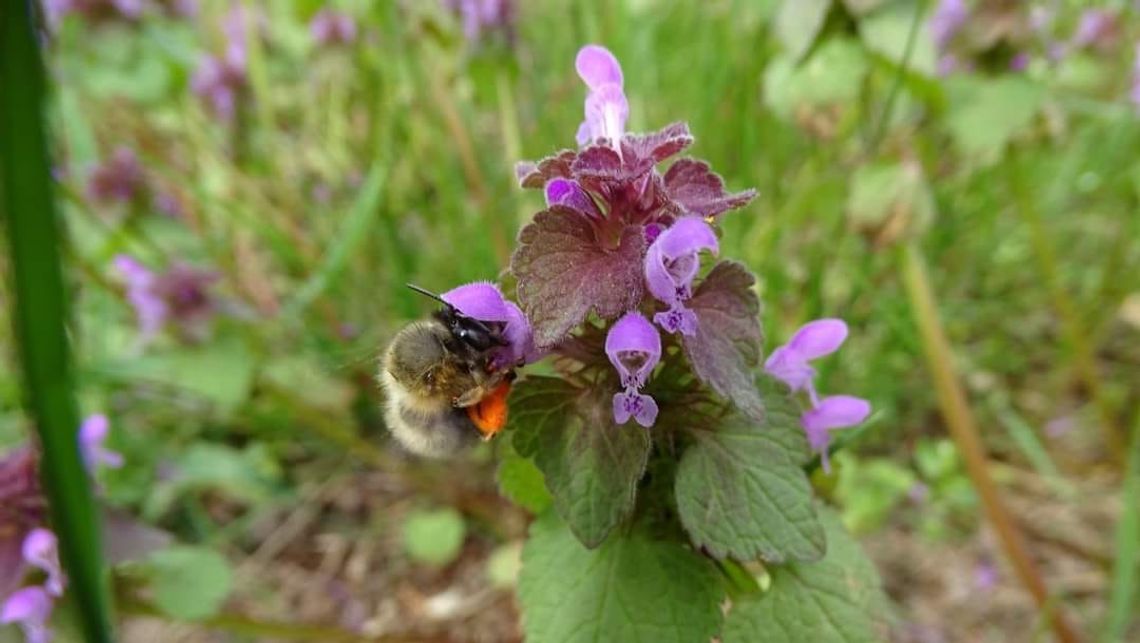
[1,417,121,643]
[191,5,257,122]
[309,9,357,48]
[86,146,145,205]
[113,255,220,344]
[433,45,869,462]
[765,320,870,472]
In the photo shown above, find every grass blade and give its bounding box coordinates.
[1103,414,1140,641]
[0,4,114,642]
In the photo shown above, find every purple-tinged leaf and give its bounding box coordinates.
[509,377,650,548]
[517,150,578,189]
[663,159,757,218]
[571,144,624,181]
[0,531,27,601]
[512,207,646,348]
[682,261,764,420]
[620,122,694,166]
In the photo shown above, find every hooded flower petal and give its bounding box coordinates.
[21,529,63,597]
[764,318,848,400]
[644,217,718,336]
[441,282,512,322]
[544,178,599,218]
[113,255,168,340]
[1,585,52,643]
[604,312,661,390]
[575,45,623,90]
[801,395,871,473]
[929,0,968,49]
[78,414,124,472]
[441,282,536,366]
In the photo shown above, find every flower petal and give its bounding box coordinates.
[612,391,658,428]
[575,45,623,90]
[441,281,511,322]
[544,178,599,218]
[21,529,63,597]
[786,318,848,360]
[644,217,719,305]
[0,585,52,624]
[605,312,661,385]
[79,414,124,471]
[802,395,871,432]
[582,83,628,144]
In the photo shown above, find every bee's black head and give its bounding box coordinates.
[406,283,509,352]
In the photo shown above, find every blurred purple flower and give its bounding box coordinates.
[441,281,536,368]
[310,9,357,47]
[575,45,628,147]
[86,147,145,204]
[442,0,515,46]
[113,255,220,343]
[974,560,999,590]
[929,0,968,50]
[1072,9,1117,50]
[20,530,63,598]
[605,312,661,427]
[0,586,52,643]
[191,54,246,122]
[1009,52,1030,72]
[802,395,871,473]
[43,0,144,24]
[645,217,718,336]
[78,414,124,472]
[764,318,848,405]
[908,482,929,504]
[1,448,45,600]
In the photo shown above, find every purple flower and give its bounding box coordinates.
[974,560,999,590]
[575,45,628,147]
[0,586,52,643]
[190,54,245,122]
[764,318,848,404]
[1,448,45,600]
[441,282,536,368]
[86,147,145,204]
[78,415,123,472]
[544,178,600,218]
[20,530,63,598]
[113,256,219,343]
[1072,9,1117,50]
[645,217,719,336]
[929,0,968,50]
[801,395,871,473]
[605,312,661,427]
[310,9,357,47]
[1009,52,1030,72]
[442,0,516,45]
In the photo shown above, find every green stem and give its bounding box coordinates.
[0,4,114,641]
[1004,148,1124,461]
[899,242,1082,643]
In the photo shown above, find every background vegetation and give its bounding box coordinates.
[1,0,1138,641]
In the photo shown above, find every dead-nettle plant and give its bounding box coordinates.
[443,45,889,641]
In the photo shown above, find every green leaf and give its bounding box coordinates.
[943,76,1044,161]
[1,5,114,641]
[511,377,651,548]
[519,512,724,643]
[496,442,552,514]
[106,337,255,413]
[846,160,935,244]
[774,0,832,62]
[146,546,233,621]
[402,508,467,567]
[722,507,889,643]
[260,355,354,413]
[143,444,281,520]
[676,406,824,563]
[762,39,869,120]
[857,1,936,76]
[756,377,812,465]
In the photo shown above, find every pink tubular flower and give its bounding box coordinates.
[113,255,220,344]
[20,530,63,598]
[78,414,124,472]
[86,146,145,204]
[605,312,661,427]
[764,318,848,404]
[801,395,871,473]
[644,217,719,336]
[575,45,629,147]
[441,282,536,368]
[0,586,52,643]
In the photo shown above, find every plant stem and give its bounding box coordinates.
[899,242,1082,643]
[1005,148,1124,461]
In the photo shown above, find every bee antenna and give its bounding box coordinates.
[405,283,450,307]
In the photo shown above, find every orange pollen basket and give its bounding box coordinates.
[467,379,511,439]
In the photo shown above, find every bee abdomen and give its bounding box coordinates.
[385,400,477,458]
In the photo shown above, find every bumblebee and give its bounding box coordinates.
[378,285,513,457]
